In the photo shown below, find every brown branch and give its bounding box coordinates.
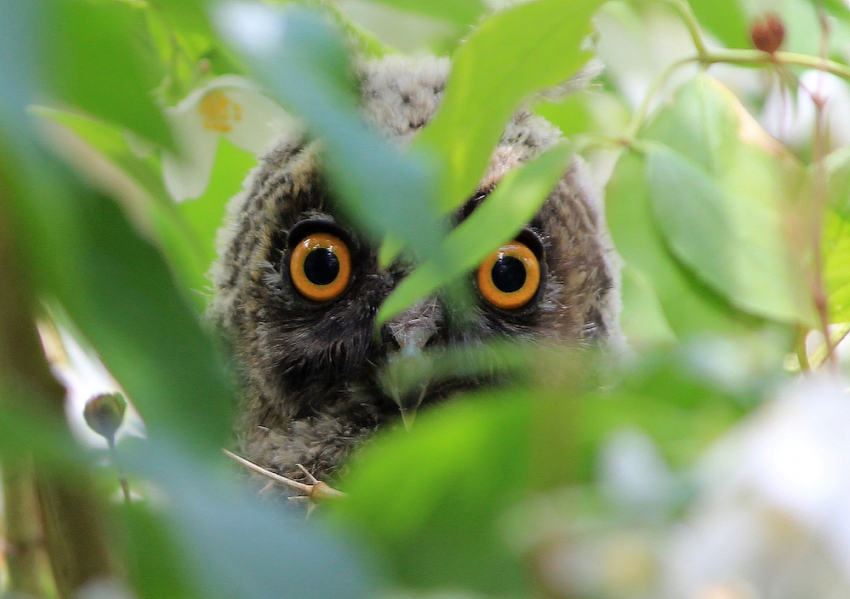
[1,457,49,597]
[0,158,113,598]
[223,449,346,502]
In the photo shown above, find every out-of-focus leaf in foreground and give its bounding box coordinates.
[123,442,374,599]
[824,149,850,322]
[330,348,752,595]
[46,0,173,149]
[217,3,444,261]
[378,143,571,322]
[332,392,533,595]
[10,159,232,449]
[0,0,40,144]
[415,0,604,210]
[367,0,486,28]
[688,0,748,49]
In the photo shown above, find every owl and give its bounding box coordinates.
[209,56,623,487]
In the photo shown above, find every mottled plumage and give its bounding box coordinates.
[210,56,622,485]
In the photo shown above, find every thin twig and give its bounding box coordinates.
[223,449,346,502]
[805,7,839,374]
[107,440,132,504]
[796,325,812,373]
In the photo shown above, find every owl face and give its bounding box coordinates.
[211,56,622,481]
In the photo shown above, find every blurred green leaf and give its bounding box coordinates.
[11,156,232,448]
[534,93,595,138]
[378,143,571,323]
[151,0,214,39]
[817,0,850,21]
[367,0,485,27]
[47,0,173,149]
[332,348,750,593]
[31,107,214,307]
[824,210,850,322]
[619,265,677,346]
[332,393,532,594]
[179,137,257,275]
[123,503,198,599]
[0,0,41,144]
[642,76,813,325]
[646,145,807,324]
[220,4,444,260]
[415,0,603,210]
[578,351,751,473]
[0,397,78,466]
[606,150,763,339]
[127,442,374,599]
[33,107,172,204]
[826,146,850,218]
[688,0,748,49]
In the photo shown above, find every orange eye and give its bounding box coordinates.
[477,241,541,310]
[289,232,351,302]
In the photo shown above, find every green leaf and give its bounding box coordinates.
[642,76,813,326]
[32,107,172,205]
[534,93,595,138]
[378,143,571,323]
[331,349,750,593]
[122,503,198,599]
[332,393,533,594]
[415,0,604,210]
[365,0,485,28]
[824,209,850,322]
[151,0,214,39]
[606,150,764,339]
[618,265,677,347]
[688,0,749,49]
[646,145,808,325]
[0,0,41,144]
[30,107,215,307]
[11,156,233,449]
[221,4,445,260]
[124,442,375,599]
[179,137,257,276]
[818,0,850,22]
[46,0,173,149]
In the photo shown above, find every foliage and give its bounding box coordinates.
[2,0,850,598]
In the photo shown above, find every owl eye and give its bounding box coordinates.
[289,232,352,302]
[477,241,541,310]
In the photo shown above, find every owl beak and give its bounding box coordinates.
[383,300,440,429]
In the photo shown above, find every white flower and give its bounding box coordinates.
[162,75,296,202]
[664,379,850,598]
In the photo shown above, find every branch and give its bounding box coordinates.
[223,449,346,502]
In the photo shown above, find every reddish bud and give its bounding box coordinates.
[750,13,785,54]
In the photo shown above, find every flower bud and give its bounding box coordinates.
[84,392,127,443]
[750,14,785,54]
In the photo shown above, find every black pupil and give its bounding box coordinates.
[491,256,526,293]
[303,248,340,286]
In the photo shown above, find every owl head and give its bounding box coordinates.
[210,56,623,482]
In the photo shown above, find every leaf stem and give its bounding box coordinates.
[108,439,132,504]
[702,49,850,81]
[663,0,709,60]
[807,8,838,373]
[796,326,812,372]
